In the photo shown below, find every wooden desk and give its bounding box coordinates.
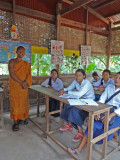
[30,85,112,160]
[0,88,4,130]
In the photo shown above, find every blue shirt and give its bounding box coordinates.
[92,78,114,87]
[99,84,120,116]
[41,78,63,91]
[64,79,95,99]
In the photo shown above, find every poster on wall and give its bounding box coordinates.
[81,45,91,65]
[51,40,64,64]
[0,40,31,63]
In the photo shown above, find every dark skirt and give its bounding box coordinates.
[49,98,60,117]
[85,116,120,144]
[60,104,88,128]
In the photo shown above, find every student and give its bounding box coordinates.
[41,69,63,117]
[9,46,32,131]
[59,69,95,142]
[68,72,120,155]
[93,69,114,101]
[92,72,100,86]
[93,69,114,91]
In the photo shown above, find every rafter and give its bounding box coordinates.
[0,1,55,21]
[60,0,93,16]
[83,6,109,24]
[62,0,109,24]
[105,11,120,18]
[94,0,119,10]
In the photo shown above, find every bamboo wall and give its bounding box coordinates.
[111,29,120,55]
[0,9,109,56]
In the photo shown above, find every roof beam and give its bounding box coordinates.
[60,0,93,16]
[94,0,120,10]
[83,6,109,24]
[62,0,73,4]
[0,1,55,21]
[105,11,120,18]
[62,0,109,24]
[61,18,109,35]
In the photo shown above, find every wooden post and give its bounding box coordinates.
[56,3,62,72]
[87,112,94,160]
[84,7,88,71]
[102,110,109,158]
[106,22,112,69]
[0,89,4,130]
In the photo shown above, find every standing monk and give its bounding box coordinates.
[8,46,32,131]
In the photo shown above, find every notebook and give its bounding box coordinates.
[68,99,98,106]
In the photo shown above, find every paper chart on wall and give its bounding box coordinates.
[81,45,91,65]
[51,40,64,64]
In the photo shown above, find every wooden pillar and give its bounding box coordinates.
[12,0,16,24]
[106,22,112,70]
[84,7,88,71]
[56,3,62,72]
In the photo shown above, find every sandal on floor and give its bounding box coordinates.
[72,132,83,142]
[41,111,45,118]
[60,124,72,131]
[12,124,19,131]
[18,119,28,125]
[67,148,79,156]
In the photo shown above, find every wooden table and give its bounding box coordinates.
[30,85,112,160]
[0,88,4,130]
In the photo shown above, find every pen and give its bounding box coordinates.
[81,100,88,105]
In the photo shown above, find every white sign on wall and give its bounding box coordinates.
[81,45,91,65]
[51,40,64,64]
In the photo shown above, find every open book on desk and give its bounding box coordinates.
[68,99,98,106]
[59,94,79,99]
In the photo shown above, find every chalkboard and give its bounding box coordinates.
[0,40,31,63]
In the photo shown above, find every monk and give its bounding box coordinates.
[8,46,32,131]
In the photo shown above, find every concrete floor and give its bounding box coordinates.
[0,107,120,160]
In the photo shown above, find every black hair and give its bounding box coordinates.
[48,69,58,86]
[75,69,86,78]
[51,69,58,75]
[102,69,111,75]
[117,72,120,75]
[16,46,25,52]
[92,72,98,77]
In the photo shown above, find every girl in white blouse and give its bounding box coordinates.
[41,69,63,117]
[68,72,120,155]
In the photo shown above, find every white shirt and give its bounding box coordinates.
[64,79,95,99]
[99,84,120,116]
[92,78,114,87]
[92,77,101,86]
[41,78,63,91]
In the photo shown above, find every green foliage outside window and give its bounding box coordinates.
[0,55,120,76]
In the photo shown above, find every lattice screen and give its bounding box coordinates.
[0,9,109,56]
[111,29,120,55]
[60,26,85,51]
[15,14,56,47]
[0,10,12,39]
[87,32,108,56]
[0,10,56,48]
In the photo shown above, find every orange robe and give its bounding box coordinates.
[9,60,32,120]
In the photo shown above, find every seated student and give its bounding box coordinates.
[68,72,120,155]
[41,69,63,117]
[92,72,100,85]
[93,69,114,101]
[59,69,95,142]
